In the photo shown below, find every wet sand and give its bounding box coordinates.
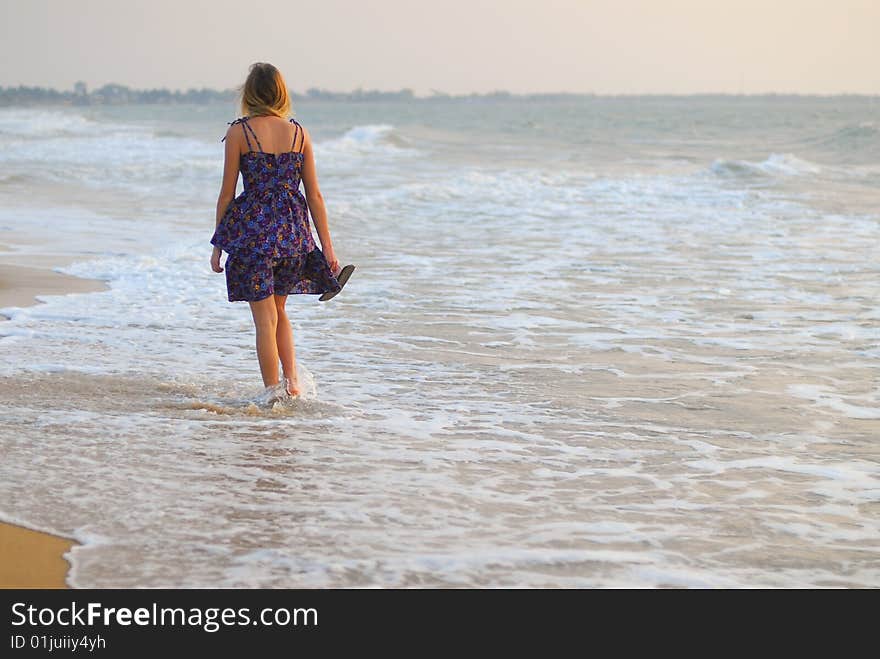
[0,256,107,319]
[0,522,74,588]
[0,247,102,587]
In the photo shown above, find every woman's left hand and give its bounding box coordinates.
[210,246,224,273]
[323,245,340,276]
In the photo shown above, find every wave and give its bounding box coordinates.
[808,121,880,151]
[708,152,823,179]
[0,107,109,138]
[317,124,416,158]
[340,124,395,144]
[0,172,37,186]
[0,115,221,197]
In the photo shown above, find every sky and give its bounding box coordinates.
[1,0,878,96]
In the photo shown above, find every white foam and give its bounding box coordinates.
[709,152,824,178]
[787,384,880,420]
[0,107,105,138]
[316,124,418,164]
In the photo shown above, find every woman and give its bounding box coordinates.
[210,62,355,399]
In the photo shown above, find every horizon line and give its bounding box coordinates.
[0,82,878,99]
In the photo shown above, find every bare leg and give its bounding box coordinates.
[248,297,280,388]
[274,294,301,396]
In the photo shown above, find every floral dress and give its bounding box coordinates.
[211,116,341,302]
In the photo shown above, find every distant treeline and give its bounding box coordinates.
[0,82,543,106]
[1,83,873,106]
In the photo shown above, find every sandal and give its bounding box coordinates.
[320,264,356,302]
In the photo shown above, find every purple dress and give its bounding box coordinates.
[211,116,341,301]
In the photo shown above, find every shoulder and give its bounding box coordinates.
[220,117,247,143]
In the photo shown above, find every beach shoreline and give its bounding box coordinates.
[1,98,878,588]
[0,247,105,588]
[0,521,75,588]
[0,246,108,319]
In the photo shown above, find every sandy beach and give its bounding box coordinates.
[0,246,106,588]
[0,263,108,318]
[0,522,74,588]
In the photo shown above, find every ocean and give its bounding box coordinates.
[0,95,878,587]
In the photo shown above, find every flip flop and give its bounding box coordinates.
[319,264,356,302]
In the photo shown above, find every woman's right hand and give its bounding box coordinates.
[210,246,224,273]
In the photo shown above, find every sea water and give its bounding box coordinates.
[0,96,878,587]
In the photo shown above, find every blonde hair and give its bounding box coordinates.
[239,62,292,118]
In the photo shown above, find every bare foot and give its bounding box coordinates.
[283,376,301,397]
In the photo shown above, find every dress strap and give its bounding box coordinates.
[220,116,262,153]
[240,117,263,153]
[290,118,303,154]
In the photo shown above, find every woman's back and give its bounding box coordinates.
[225,115,307,196]
[234,114,305,157]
